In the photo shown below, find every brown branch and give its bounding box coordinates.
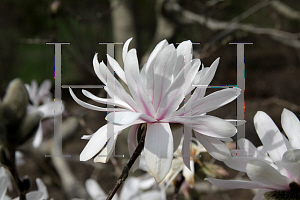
[106,126,146,200]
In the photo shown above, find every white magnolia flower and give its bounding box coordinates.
[25,79,64,147]
[72,176,165,200]
[206,108,300,200]
[163,137,206,188]
[70,38,240,182]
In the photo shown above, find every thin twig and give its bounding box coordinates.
[106,127,146,200]
[173,173,185,200]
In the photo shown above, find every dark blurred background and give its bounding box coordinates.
[0,0,299,199]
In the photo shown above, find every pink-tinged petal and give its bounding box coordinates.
[165,115,237,138]
[281,149,300,183]
[106,112,155,125]
[145,40,169,102]
[281,108,300,149]
[246,159,293,190]
[254,111,288,164]
[182,125,192,169]
[183,160,195,188]
[195,133,231,161]
[122,38,133,64]
[80,123,139,161]
[152,44,177,111]
[82,89,133,111]
[33,122,43,148]
[175,88,240,116]
[69,88,125,112]
[85,179,107,199]
[144,123,173,182]
[128,124,141,172]
[253,189,270,200]
[107,54,127,84]
[205,178,268,189]
[125,49,155,117]
[93,54,107,85]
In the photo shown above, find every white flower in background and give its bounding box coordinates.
[0,176,50,200]
[72,176,165,200]
[70,38,240,182]
[25,79,64,147]
[206,108,300,200]
[163,137,206,188]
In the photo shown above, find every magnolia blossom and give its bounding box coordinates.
[163,137,206,188]
[26,80,64,147]
[70,38,240,182]
[72,176,165,200]
[206,108,300,200]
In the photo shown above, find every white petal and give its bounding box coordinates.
[195,133,231,161]
[119,177,140,200]
[82,89,133,111]
[106,112,155,125]
[131,191,162,200]
[254,111,288,163]
[36,178,49,199]
[205,178,267,189]
[85,179,107,200]
[125,49,155,117]
[80,123,138,161]
[93,54,107,85]
[152,44,177,111]
[33,122,43,148]
[94,135,117,163]
[171,126,183,152]
[37,101,64,118]
[144,123,173,182]
[166,115,237,138]
[26,191,43,200]
[281,149,300,183]
[122,38,133,64]
[246,159,292,190]
[107,54,127,84]
[182,125,192,169]
[225,157,275,173]
[69,88,125,112]
[0,177,9,200]
[145,40,169,102]
[183,160,195,188]
[253,189,270,200]
[281,108,300,149]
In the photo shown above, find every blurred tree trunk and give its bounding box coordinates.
[110,0,137,64]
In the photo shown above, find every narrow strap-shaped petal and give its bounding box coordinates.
[175,87,240,116]
[125,49,155,117]
[225,157,276,173]
[152,44,177,111]
[36,178,49,199]
[195,133,232,161]
[182,125,192,169]
[69,88,125,112]
[246,159,293,190]
[32,122,43,148]
[184,59,201,96]
[183,160,195,188]
[281,108,300,149]
[94,134,118,163]
[82,89,133,111]
[107,54,127,84]
[144,123,173,182]
[281,149,300,183]
[205,178,269,189]
[93,54,107,85]
[80,122,140,161]
[254,111,288,164]
[164,115,237,138]
[253,189,270,200]
[99,60,141,112]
